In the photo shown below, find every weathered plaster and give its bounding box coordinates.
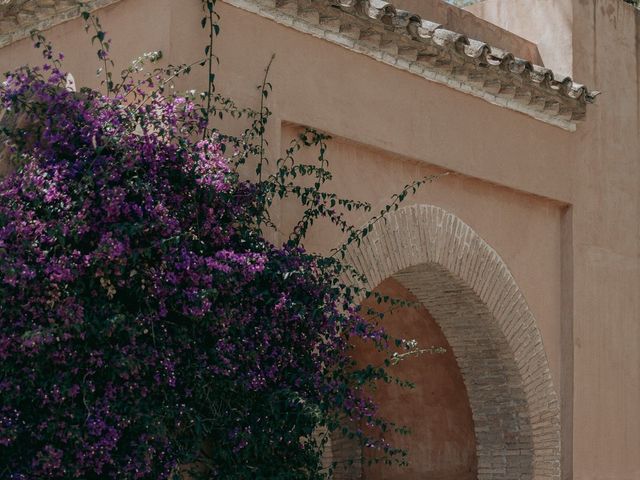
[0,0,638,477]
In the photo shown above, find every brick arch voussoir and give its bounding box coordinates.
[337,204,560,480]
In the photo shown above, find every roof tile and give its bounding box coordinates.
[0,0,600,129]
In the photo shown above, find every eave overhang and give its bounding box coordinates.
[225,0,600,131]
[0,0,600,131]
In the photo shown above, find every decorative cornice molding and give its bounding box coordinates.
[0,0,600,130]
[224,0,600,130]
[0,0,122,49]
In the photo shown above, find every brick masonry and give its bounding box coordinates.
[332,204,561,479]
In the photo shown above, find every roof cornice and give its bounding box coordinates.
[0,0,599,130]
[0,0,122,49]
[225,0,600,130]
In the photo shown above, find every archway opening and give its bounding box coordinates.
[329,204,560,480]
[357,277,478,480]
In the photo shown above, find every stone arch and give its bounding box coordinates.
[333,204,560,480]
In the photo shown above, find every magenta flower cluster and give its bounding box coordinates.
[0,63,389,478]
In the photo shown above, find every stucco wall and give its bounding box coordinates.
[461,1,640,477]
[279,123,565,392]
[0,0,638,478]
[394,0,543,64]
[570,1,640,479]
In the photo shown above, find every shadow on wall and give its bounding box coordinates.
[355,277,478,480]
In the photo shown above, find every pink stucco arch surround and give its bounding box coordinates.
[341,204,561,480]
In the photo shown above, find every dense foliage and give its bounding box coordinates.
[0,3,430,479]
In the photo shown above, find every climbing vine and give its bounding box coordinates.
[0,2,440,478]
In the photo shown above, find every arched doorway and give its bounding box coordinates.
[330,204,561,480]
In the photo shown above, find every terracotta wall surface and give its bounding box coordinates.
[278,123,565,399]
[356,278,477,480]
[0,0,638,478]
[570,2,640,479]
[466,2,640,478]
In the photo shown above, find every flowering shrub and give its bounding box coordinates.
[0,4,433,479]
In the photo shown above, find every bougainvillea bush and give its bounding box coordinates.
[0,7,428,479]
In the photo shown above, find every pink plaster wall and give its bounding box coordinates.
[279,123,566,401]
[570,2,640,479]
[0,0,638,478]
